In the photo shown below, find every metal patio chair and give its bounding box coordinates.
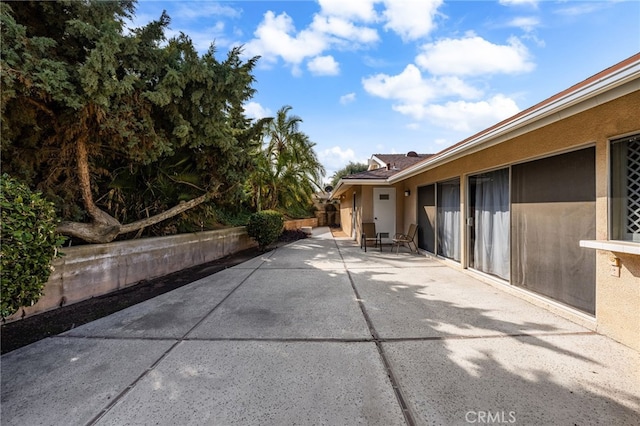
[360,222,381,252]
[391,224,418,254]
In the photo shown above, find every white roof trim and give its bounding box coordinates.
[339,179,390,185]
[389,57,640,183]
[331,177,390,199]
[368,155,387,170]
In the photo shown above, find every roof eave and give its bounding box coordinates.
[330,177,391,199]
[389,55,640,183]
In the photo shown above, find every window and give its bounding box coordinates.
[611,134,640,242]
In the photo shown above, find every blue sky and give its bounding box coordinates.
[130,0,640,181]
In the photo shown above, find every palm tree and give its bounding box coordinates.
[250,106,325,216]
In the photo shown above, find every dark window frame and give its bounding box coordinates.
[610,133,640,242]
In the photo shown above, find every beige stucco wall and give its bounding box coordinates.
[591,101,640,351]
[393,183,405,234]
[595,252,640,351]
[337,187,362,240]
[338,183,408,242]
[336,92,639,349]
[403,91,640,206]
[399,90,640,350]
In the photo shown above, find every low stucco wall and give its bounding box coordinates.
[8,227,256,322]
[284,218,318,230]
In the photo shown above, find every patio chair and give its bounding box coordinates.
[360,222,381,252]
[391,224,418,254]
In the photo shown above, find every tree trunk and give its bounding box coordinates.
[57,190,216,243]
[118,192,212,235]
[76,134,121,228]
[56,221,121,244]
[57,133,218,243]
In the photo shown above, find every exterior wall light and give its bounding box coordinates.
[404,190,410,197]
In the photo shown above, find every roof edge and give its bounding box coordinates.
[389,52,640,183]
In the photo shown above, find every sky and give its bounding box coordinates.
[130,0,640,182]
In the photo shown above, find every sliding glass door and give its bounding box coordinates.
[417,180,460,261]
[468,169,510,280]
[417,184,436,253]
[437,179,461,261]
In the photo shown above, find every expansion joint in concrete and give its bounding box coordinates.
[83,252,274,426]
[85,340,180,426]
[335,239,416,426]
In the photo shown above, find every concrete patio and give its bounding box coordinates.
[2,227,639,425]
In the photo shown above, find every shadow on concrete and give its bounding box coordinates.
[342,260,640,425]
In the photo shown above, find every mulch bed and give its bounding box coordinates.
[1,230,308,354]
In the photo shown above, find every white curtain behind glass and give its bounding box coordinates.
[437,182,461,261]
[473,169,510,280]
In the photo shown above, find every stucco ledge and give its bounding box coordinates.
[579,240,640,255]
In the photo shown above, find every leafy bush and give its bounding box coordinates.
[1,174,66,319]
[215,207,253,227]
[246,210,285,250]
[283,202,316,220]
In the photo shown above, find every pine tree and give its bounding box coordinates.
[1,1,262,242]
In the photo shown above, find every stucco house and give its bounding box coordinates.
[332,52,640,351]
[334,152,431,243]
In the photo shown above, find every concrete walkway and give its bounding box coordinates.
[2,228,639,425]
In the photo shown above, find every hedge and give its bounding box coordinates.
[1,174,66,319]
[246,210,284,251]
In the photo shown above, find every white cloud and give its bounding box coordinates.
[310,15,379,44]
[554,3,608,16]
[363,65,433,103]
[318,146,359,174]
[362,64,481,104]
[318,0,378,22]
[243,8,380,74]
[173,2,242,19]
[436,76,484,99]
[395,95,520,132]
[499,0,538,7]
[243,11,327,65]
[125,12,160,32]
[506,16,540,32]
[166,22,232,52]
[363,58,521,134]
[382,0,443,41]
[340,93,356,105]
[308,55,340,76]
[244,102,272,119]
[415,35,535,76]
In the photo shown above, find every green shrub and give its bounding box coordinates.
[215,207,252,227]
[246,210,284,250]
[1,174,66,319]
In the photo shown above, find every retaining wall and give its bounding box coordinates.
[8,227,256,322]
[283,217,318,230]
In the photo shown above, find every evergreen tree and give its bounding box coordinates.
[1,1,262,242]
[329,162,369,188]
